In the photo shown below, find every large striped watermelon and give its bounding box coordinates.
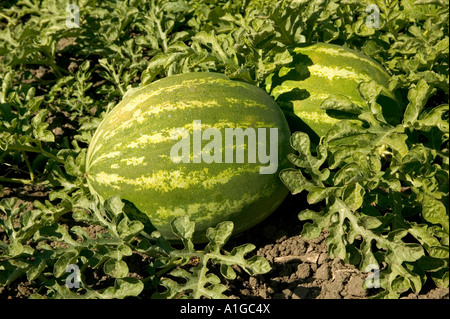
[269,43,402,139]
[86,72,292,243]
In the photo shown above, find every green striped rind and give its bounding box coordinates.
[272,43,401,138]
[86,72,291,243]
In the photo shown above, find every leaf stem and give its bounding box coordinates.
[0,176,36,185]
[195,254,211,299]
[155,261,180,277]
[156,17,168,52]
[7,143,65,165]
[21,151,34,181]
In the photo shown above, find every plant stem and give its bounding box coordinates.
[0,176,35,185]
[7,143,65,164]
[156,17,168,52]
[21,151,35,181]
[156,263,178,277]
[193,255,210,299]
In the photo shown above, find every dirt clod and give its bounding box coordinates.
[315,264,331,281]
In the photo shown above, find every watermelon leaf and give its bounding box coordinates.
[153,217,271,299]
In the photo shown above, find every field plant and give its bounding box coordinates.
[0,0,448,299]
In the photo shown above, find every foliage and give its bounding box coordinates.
[0,195,269,298]
[0,0,448,298]
[280,80,448,298]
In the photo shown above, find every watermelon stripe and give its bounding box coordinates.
[92,165,262,192]
[290,110,340,126]
[87,150,122,169]
[120,156,146,166]
[299,93,360,105]
[307,64,372,82]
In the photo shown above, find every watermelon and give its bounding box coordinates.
[269,43,402,139]
[86,72,292,243]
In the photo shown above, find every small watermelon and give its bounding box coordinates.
[269,43,402,140]
[86,72,292,243]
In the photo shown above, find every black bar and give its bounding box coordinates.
[2,298,449,317]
